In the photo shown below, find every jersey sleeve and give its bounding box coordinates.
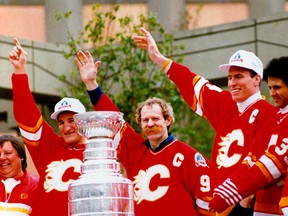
[209,138,288,213]
[12,73,43,147]
[92,91,120,112]
[11,73,61,172]
[90,88,145,176]
[165,61,231,130]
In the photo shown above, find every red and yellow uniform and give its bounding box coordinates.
[91,88,213,216]
[12,73,85,216]
[163,61,277,192]
[210,107,288,215]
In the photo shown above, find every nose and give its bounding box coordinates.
[228,77,236,87]
[270,88,276,97]
[0,153,6,160]
[147,118,154,127]
[62,122,73,131]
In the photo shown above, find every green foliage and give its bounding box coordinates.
[58,3,213,158]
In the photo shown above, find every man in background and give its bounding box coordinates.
[0,134,38,215]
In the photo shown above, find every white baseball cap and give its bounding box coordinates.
[51,97,86,120]
[218,50,263,78]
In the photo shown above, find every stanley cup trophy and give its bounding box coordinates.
[68,111,134,215]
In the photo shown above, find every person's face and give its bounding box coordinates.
[58,112,86,145]
[0,141,23,178]
[267,77,288,108]
[140,104,171,149]
[227,66,261,103]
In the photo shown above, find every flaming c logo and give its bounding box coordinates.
[44,159,82,192]
[133,164,169,204]
[217,129,244,168]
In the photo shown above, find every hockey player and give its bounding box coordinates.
[209,56,288,215]
[133,27,278,215]
[74,50,213,216]
[9,38,89,216]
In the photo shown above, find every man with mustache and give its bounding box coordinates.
[74,50,213,216]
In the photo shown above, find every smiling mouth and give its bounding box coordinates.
[231,89,240,93]
[0,164,9,168]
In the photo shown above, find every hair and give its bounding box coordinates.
[263,56,288,86]
[249,69,258,78]
[0,135,27,171]
[135,97,175,130]
[57,111,75,121]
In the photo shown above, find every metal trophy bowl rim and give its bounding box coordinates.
[73,111,124,139]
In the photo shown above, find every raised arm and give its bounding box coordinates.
[75,50,119,111]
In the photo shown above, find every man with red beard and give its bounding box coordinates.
[74,50,213,216]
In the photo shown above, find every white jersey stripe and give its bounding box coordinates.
[253,212,282,216]
[281,207,288,216]
[259,155,282,180]
[195,198,209,210]
[0,202,31,215]
[194,77,208,116]
[19,126,43,142]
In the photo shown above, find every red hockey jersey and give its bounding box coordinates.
[164,61,277,191]
[209,106,288,215]
[12,73,85,216]
[232,109,283,215]
[93,91,213,216]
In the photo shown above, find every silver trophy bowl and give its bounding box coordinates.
[75,111,123,139]
[68,111,134,216]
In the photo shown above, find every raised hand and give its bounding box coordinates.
[8,38,27,74]
[133,28,168,68]
[75,50,101,91]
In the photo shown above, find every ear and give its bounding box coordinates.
[254,74,261,86]
[165,116,172,126]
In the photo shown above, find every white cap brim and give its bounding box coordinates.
[218,64,231,72]
[51,109,80,120]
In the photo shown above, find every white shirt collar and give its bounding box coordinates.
[279,105,288,114]
[237,91,262,113]
[2,178,20,194]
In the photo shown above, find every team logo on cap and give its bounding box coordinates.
[231,53,243,63]
[58,100,72,110]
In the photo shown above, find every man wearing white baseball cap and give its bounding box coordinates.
[50,97,86,120]
[218,49,264,104]
[219,49,263,77]
[133,28,278,215]
[9,38,88,216]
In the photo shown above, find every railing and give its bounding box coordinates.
[1,12,288,133]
